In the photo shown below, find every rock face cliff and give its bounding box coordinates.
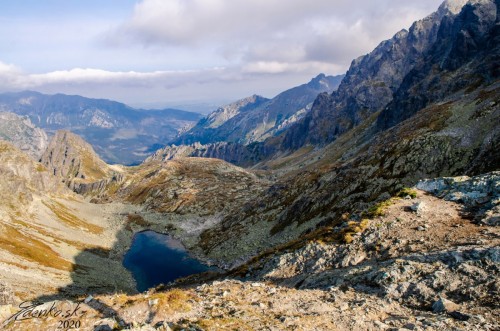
[145,142,260,166]
[40,130,123,193]
[0,141,65,199]
[0,112,48,160]
[280,0,470,150]
[377,0,499,131]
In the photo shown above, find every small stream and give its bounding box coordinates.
[123,230,213,292]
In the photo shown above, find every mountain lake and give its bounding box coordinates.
[123,230,214,292]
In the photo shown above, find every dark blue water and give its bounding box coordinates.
[123,231,212,292]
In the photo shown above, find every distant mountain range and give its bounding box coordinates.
[0,73,343,165]
[173,74,343,146]
[149,73,343,164]
[0,91,202,165]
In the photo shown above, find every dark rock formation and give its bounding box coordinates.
[377,0,499,130]
[280,0,469,150]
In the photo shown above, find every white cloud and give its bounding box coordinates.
[0,61,23,86]
[28,68,191,86]
[0,65,226,90]
[242,61,343,75]
[110,0,443,69]
[0,61,19,74]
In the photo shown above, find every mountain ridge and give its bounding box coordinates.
[171,73,343,147]
[0,91,203,165]
[279,0,469,151]
[149,73,343,164]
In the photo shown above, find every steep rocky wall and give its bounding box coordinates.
[280,0,469,151]
[0,112,48,160]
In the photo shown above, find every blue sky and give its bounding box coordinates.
[0,0,445,110]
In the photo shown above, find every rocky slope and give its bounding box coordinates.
[195,78,499,268]
[173,95,270,145]
[2,174,498,330]
[145,141,264,167]
[0,91,202,165]
[0,111,48,159]
[40,130,119,189]
[114,158,268,215]
[0,141,139,300]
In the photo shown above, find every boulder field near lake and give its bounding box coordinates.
[0,0,499,330]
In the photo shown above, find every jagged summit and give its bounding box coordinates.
[0,111,48,159]
[280,0,470,150]
[40,130,116,188]
[377,0,499,130]
[0,140,66,197]
[305,73,330,89]
[438,0,469,16]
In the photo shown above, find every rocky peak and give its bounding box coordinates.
[306,73,327,89]
[377,0,498,130]
[439,0,498,70]
[40,130,114,185]
[204,95,269,129]
[284,33,414,147]
[279,0,471,151]
[170,74,343,155]
[438,0,469,17]
[0,111,48,160]
[0,141,67,199]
